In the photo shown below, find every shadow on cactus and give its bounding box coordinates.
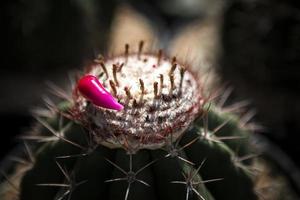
[0,41,293,200]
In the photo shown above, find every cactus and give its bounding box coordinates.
[1,41,268,200]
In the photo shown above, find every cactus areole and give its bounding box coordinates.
[73,46,204,152]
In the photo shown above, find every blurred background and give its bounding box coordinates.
[0,0,299,179]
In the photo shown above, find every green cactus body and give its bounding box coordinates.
[0,42,259,200]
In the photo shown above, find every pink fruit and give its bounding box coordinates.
[77,75,123,111]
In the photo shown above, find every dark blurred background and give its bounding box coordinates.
[0,0,299,171]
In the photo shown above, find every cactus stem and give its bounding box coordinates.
[157,49,163,66]
[112,64,119,86]
[153,82,159,99]
[138,40,144,60]
[109,80,117,97]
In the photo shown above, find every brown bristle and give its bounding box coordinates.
[169,63,177,75]
[99,62,109,78]
[139,79,145,104]
[125,44,129,62]
[180,67,186,89]
[169,74,175,93]
[138,41,144,60]
[172,56,176,65]
[118,62,125,72]
[159,74,164,94]
[139,79,145,94]
[96,54,104,61]
[154,82,159,99]
[132,99,138,107]
[124,87,133,99]
[113,64,119,86]
[157,49,163,66]
[109,80,117,97]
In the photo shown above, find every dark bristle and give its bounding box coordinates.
[118,63,125,72]
[113,64,119,86]
[96,54,104,61]
[159,74,164,95]
[180,67,186,89]
[124,87,133,99]
[132,99,138,107]
[109,80,117,97]
[139,79,145,94]
[169,63,177,75]
[97,61,108,78]
[138,41,144,60]
[154,82,159,99]
[125,43,130,63]
[172,56,176,65]
[169,74,175,93]
[157,49,163,66]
